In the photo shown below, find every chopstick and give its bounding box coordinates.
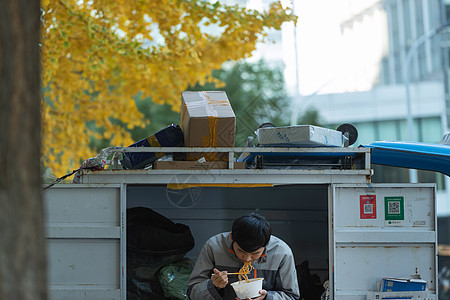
[211,272,246,276]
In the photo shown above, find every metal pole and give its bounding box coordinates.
[290,0,302,125]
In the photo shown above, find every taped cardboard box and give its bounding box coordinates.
[153,161,245,170]
[181,91,235,161]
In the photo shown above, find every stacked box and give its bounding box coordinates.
[181,91,235,161]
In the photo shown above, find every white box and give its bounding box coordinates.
[256,125,347,147]
[366,291,431,300]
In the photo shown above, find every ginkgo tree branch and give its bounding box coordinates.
[40,0,297,177]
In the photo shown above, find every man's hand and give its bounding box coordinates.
[235,289,267,300]
[211,268,228,289]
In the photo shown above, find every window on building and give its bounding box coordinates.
[394,54,403,83]
[372,166,446,191]
[414,0,426,81]
[415,0,424,37]
[418,170,446,190]
[351,122,378,145]
[378,120,398,141]
[353,117,444,188]
[372,165,410,183]
[388,2,403,84]
[419,117,443,142]
[403,0,412,45]
[445,3,450,71]
[381,57,391,85]
[446,2,450,21]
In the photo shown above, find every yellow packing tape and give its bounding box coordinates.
[167,183,273,190]
[196,116,219,161]
[147,135,164,159]
[208,116,218,147]
[181,102,187,129]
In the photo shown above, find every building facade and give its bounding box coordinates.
[289,0,450,215]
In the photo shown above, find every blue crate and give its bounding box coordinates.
[381,278,426,292]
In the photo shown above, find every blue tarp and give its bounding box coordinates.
[362,141,450,176]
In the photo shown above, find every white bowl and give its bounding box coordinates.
[231,278,264,299]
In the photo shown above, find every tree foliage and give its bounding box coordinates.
[40,0,296,176]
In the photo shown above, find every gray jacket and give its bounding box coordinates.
[187,232,300,300]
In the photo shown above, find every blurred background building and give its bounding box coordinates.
[241,0,450,215]
[292,0,450,211]
[228,0,450,295]
[278,0,450,215]
[282,1,450,297]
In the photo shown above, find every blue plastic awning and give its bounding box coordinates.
[362,141,450,176]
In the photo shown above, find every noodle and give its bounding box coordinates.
[237,261,254,283]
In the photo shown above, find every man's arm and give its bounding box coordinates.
[187,243,224,300]
[265,248,300,300]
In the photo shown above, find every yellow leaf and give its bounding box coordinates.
[40,0,297,175]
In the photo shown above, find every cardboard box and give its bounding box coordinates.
[256,125,347,147]
[181,91,235,161]
[380,278,427,292]
[153,161,245,170]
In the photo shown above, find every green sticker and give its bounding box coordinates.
[384,196,404,220]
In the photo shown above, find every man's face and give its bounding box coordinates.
[233,242,265,263]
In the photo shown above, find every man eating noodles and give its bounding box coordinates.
[187,213,300,300]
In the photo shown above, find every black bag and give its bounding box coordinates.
[121,124,184,169]
[127,207,195,256]
[297,260,325,300]
[127,207,195,300]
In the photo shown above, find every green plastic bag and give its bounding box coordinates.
[157,258,194,300]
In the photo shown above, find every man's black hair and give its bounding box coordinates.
[231,213,272,253]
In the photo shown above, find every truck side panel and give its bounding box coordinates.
[45,185,122,300]
[332,184,437,299]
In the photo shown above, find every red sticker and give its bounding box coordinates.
[360,195,376,219]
